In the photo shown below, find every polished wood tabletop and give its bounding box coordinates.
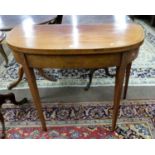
[6,23,144,131]
[0,15,57,31]
[7,23,144,54]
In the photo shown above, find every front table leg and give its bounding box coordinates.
[21,55,47,131]
[112,63,126,131]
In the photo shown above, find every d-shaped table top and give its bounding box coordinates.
[7,23,144,55]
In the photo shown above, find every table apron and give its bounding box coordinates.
[12,49,139,69]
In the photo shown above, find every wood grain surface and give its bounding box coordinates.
[7,24,144,54]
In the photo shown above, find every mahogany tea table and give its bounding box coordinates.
[6,24,144,131]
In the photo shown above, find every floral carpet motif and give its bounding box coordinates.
[0,100,155,139]
[1,20,155,88]
[4,126,119,139]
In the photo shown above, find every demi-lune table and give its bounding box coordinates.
[6,24,144,131]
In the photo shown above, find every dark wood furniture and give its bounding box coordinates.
[7,24,144,131]
[0,93,27,138]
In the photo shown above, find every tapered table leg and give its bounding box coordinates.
[123,63,132,99]
[8,65,24,90]
[112,63,126,131]
[21,54,47,131]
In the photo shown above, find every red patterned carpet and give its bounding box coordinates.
[0,100,155,139]
[5,126,119,139]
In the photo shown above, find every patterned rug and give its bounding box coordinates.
[0,100,155,139]
[1,20,155,89]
